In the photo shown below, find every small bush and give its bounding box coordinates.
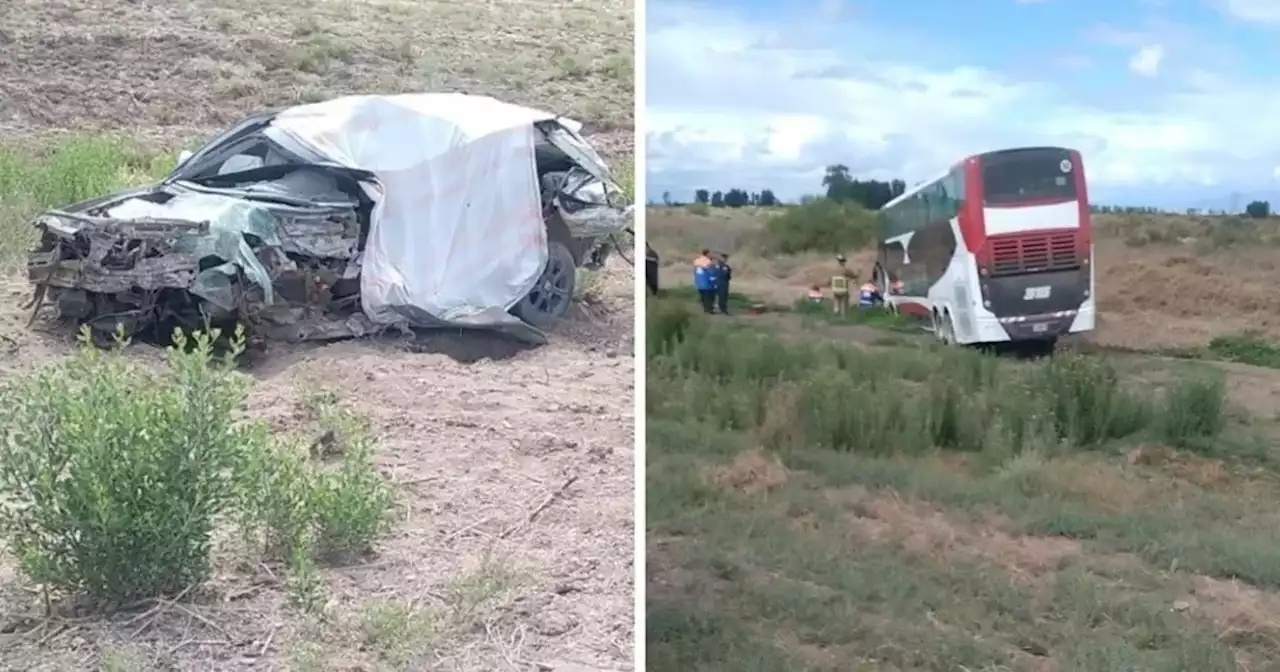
[1207,331,1280,368]
[0,327,395,608]
[758,198,877,255]
[1159,376,1227,448]
[647,300,697,356]
[1030,354,1152,445]
[0,328,255,602]
[686,202,710,216]
[235,390,394,561]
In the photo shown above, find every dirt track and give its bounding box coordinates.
[0,1,635,669]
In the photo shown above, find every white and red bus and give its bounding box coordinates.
[873,146,1095,351]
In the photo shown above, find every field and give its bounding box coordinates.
[646,204,1280,670]
[647,205,1280,351]
[0,2,634,671]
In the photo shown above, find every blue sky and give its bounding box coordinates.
[645,0,1280,210]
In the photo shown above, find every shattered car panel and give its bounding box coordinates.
[27,179,373,343]
[25,94,629,346]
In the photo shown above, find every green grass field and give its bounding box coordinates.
[645,293,1280,671]
[0,138,175,265]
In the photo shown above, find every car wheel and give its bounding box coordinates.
[514,239,577,328]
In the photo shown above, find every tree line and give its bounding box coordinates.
[663,163,1276,218]
[661,188,780,208]
[662,165,909,210]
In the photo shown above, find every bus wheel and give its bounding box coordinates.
[933,311,955,345]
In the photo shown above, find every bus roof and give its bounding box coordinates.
[879,145,1077,211]
[879,165,954,211]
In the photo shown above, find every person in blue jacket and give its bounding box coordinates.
[692,249,717,313]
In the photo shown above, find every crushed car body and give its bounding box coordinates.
[25,93,633,345]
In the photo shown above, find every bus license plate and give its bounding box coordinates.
[1023,286,1051,300]
[1032,323,1048,333]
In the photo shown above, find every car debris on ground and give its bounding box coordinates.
[25,93,634,346]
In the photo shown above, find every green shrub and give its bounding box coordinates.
[0,328,255,602]
[1159,376,1227,448]
[1030,354,1152,445]
[235,391,393,561]
[648,320,1228,461]
[0,326,395,608]
[1207,331,1280,368]
[647,300,697,356]
[758,198,878,255]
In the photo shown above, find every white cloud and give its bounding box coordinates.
[1128,44,1165,76]
[645,1,1280,204]
[1219,0,1280,24]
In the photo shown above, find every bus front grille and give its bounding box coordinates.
[987,231,1079,277]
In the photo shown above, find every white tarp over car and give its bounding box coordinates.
[268,93,559,328]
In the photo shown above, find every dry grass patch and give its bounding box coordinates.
[704,449,791,496]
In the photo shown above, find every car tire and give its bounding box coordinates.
[513,239,577,328]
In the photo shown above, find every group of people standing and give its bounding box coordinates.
[692,249,733,314]
[691,249,888,317]
[808,254,886,315]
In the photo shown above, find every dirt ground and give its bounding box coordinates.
[0,0,633,162]
[0,262,635,672]
[647,206,1280,350]
[0,1,635,670]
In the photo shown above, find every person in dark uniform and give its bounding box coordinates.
[714,253,733,315]
[645,242,660,295]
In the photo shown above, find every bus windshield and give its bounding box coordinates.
[981,148,1078,206]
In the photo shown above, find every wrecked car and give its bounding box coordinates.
[25,93,633,345]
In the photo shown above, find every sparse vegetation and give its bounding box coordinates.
[0,327,394,606]
[1096,210,1280,250]
[0,138,174,263]
[758,198,879,255]
[1207,331,1280,368]
[647,295,1280,670]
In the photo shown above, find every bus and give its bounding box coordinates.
[873,146,1095,352]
